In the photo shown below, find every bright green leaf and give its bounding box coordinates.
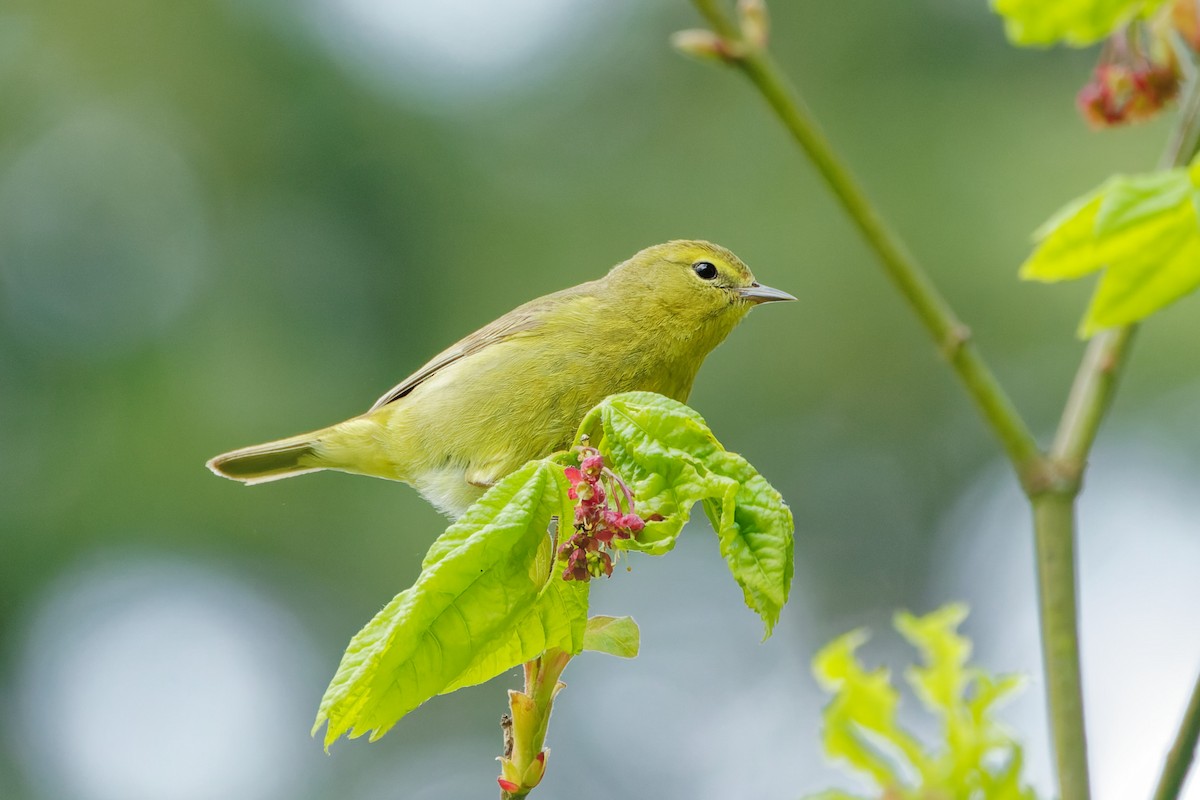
[313,460,570,748]
[700,449,794,638]
[812,629,929,789]
[582,615,641,658]
[894,604,971,718]
[575,391,719,555]
[804,605,1039,800]
[1020,159,1200,336]
[441,567,589,694]
[991,0,1167,47]
[577,391,794,635]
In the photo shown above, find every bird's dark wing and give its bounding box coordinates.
[367,282,600,411]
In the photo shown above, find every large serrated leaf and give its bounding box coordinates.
[313,460,569,747]
[701,448,794,637]
[578,392,794,636]
[441,568,590,694]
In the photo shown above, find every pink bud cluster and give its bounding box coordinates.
[1077,26,1180,128]
[558,446,646,582]
[1078,62,1179,127]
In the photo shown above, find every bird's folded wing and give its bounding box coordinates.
[368,308,544,411]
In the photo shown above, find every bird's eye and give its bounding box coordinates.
[693,261,718,280]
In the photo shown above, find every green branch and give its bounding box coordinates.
[1049,64,1200,479]
[1152,667,1200,800]
[688,0,1043,486]
[680,6,1200,800]
[1029,490,1091,800]
[1033,73,1200,800]
[1049,327,1137,475]
[499,650,571,799]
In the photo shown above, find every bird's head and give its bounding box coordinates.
[609,240,795,331]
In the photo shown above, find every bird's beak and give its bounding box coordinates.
[736,282,797,304]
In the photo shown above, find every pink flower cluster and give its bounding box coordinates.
[558,446,647,582]
[1078,62,1179,128]
[1077,26,1181,128]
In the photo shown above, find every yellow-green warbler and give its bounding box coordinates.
[207,240,794,517]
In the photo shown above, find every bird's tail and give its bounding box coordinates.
[207,431,325,485]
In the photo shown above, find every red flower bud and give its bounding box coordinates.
[498,778,520,793]
[1077,30,1180,128]
[559,447,644,582]
[586,551,613,578]
[621,513,645,533]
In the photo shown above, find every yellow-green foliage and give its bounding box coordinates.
[313,392,794,748]
[991,0,1168,47]
[805,605,1038,800]
[1021,156,1200,336]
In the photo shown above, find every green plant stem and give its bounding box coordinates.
[1051,62,1200,476]
[1049,326,1137,477]
[684,7,1200,800]
[1030,491,1090,800]
[690,0,1042,487]
[1152,667,1200,800]
[1034,71,1200,800]
[683,6,1089,797]
[499,650,571,800]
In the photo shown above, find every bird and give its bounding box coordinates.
[206,240,794,517]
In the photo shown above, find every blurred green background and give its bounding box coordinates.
[2,1,1199,798]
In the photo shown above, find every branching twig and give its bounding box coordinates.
[688,0,1043,487]
[1152,666,1200,800]
[681,5,1200,800]
[498,650,571,799]
[1036,65,1200,800]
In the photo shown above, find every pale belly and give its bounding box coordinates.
[370,336,702,518]
[410,460,488,518]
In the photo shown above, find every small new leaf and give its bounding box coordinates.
[313,461,571,748]
[991,0,1168,47]
[582,615,641,659]
[576,392,794,636]
[804,605,1039,800]
[1021,158,1200,336]
[812,629,930,787]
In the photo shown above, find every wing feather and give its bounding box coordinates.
[367,281,601,411]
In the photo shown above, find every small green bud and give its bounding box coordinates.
[670,29,741,63]
[521,750,547,788]
[737,0,769,48]
[507,690,539,745]
[498,756,522,785]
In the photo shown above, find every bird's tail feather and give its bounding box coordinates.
[207,432,324,485]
